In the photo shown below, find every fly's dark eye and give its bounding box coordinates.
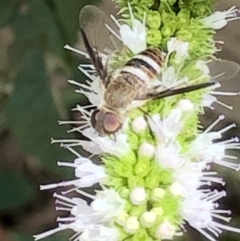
[103,113,122,134]
[91,109,100,128]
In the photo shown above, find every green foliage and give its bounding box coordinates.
[1,0,101,174]
[0,170,34,211]
[5,48,72,173]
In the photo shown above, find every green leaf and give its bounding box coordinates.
[5,48,72,174]
[12,231,71,241]
[53,0,102,45]
[0,170,34,211]
[0,1,17,27]
[11,0,63,56]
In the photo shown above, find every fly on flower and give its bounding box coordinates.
[79,5,239,136]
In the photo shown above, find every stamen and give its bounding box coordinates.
[57,217,75,222]
[55,200,74,208]
[105,24,122,40]
[207,227,220,237]
[205,115,225,133]
[33,226,67,240]
[51,138,80,144]
[80,64,95,68]
[61,187,77,195]
[40,180,77,190]
[64,146,81,157]
[69,232,81,241]
[56,207,71,212]
[58,120,88,125]
[214,159,240,170]
[194,226,217,241]
[64,44,89,58]
[215,100,233,110]
[219,123,236,134]
[212,214,231,222]
[68,79,93,91]
[110,15,121,28]
[53,193,76,204]
[224,154,237,159]
[76,189,96,199]
[78,66,97,82]
[75,105,91,116]
[211,91,240,96]
[128,2,134,27]
[213,222,240,233]
[57,161,78,168]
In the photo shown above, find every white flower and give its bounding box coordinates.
[80,225,119,241]
[52,126,130,157]
[202,93,217,109]
[148,109,183,143]
[40,157,107,190]
[119,19,147,54]
[118,4,146,54]
[195,60,210,75]
[34,189,124,241]
[81,127,130,157]
[182,189,240,241]
[161,66,189,87]
[201,6,240,30]
[188,115,240,170]
[167,37,189,58]
[156,142,184,169]
[91,189,125,220]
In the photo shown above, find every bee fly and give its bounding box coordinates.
[79,5,239,136]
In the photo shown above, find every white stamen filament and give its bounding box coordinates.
[64,44,89,58]
[204,115,225,133]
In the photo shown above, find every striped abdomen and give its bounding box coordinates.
[121,48,165,83]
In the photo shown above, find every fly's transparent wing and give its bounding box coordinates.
[79,5,122,58]
[208,59,240,82]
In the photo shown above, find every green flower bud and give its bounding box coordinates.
[166,0,177,6]
[130,204,147,216]
[161,10,176,24]
[132,229,153,241]
[125,216,140,234]
[116,211,129,226]
[128,176,145,189]
[107,177,125,189]
[114,161,134,177]
[147,10,161,29]
[141,211,157,227]
[192,3,211,17]
[161,22,176,37]
[151,188,166,201]
[177,9,190,25]
[151,207,164,216]
[119,187,130,198]
[134,157,151,177]
[147,29,162,46]
[121,150,137,166]
[176,29,193,41]
[145,168,160,189]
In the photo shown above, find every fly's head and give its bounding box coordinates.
[91,109,122,136]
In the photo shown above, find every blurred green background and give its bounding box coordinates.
[0,0,240,241]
